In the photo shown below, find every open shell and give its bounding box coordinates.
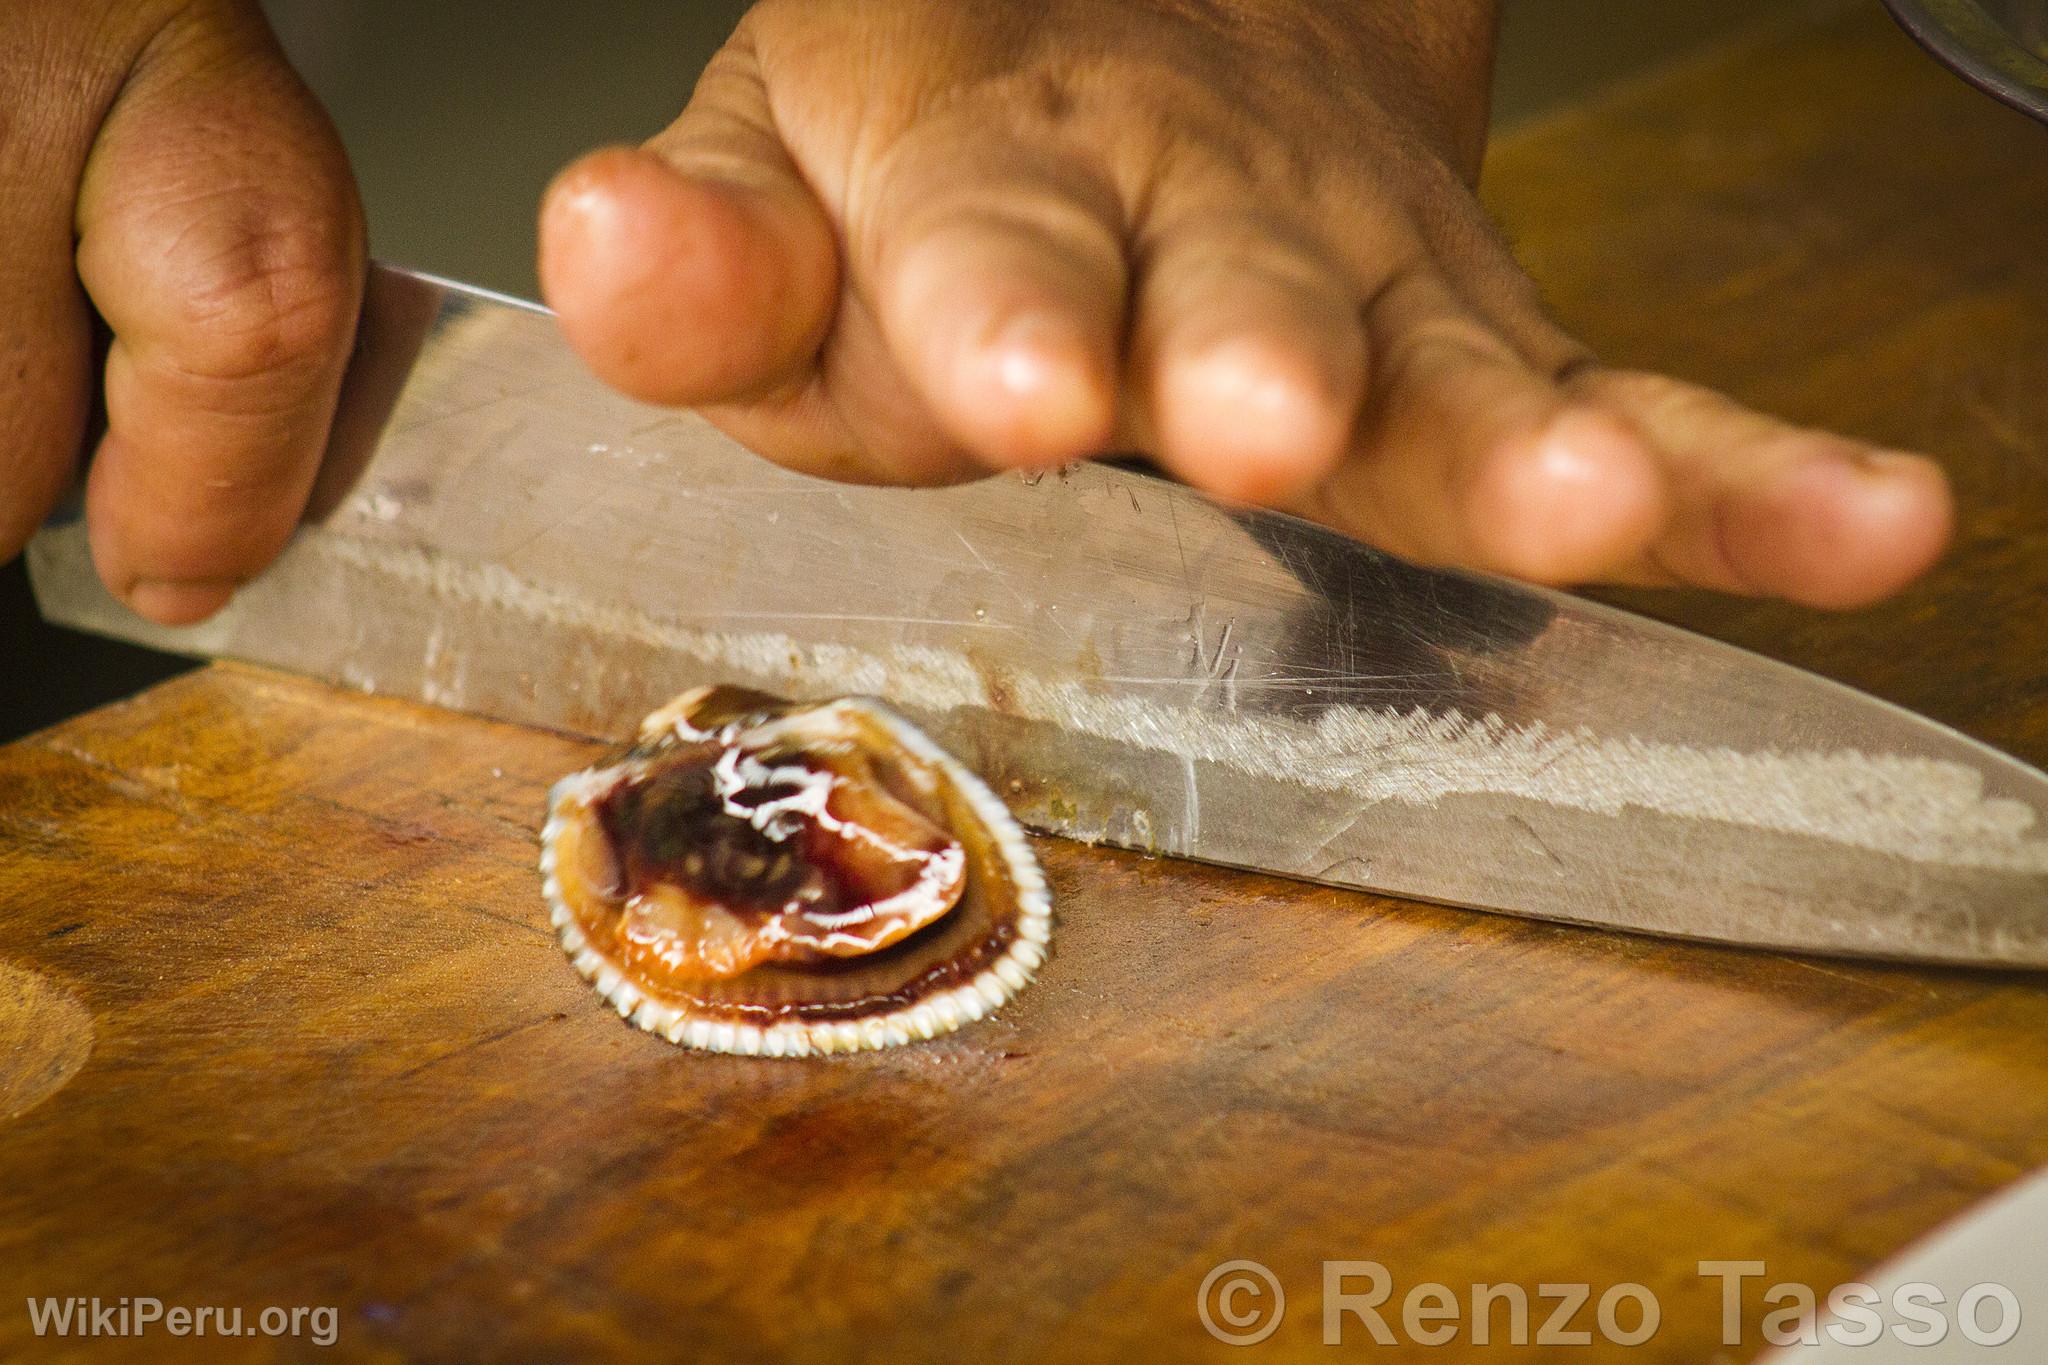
[540,686,1051,1054]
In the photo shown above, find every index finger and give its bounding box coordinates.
[73,7,363,625]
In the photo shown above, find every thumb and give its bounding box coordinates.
[539,35,838,408]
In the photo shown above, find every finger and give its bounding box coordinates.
[74,4,364,625]
[1129,213,1366,504]
[1407,203,1952,605]
[858,132,1126,470]
[1573,371,1953,608]
[539,38,838,409]
[0,99,95,562]
[1308,266,1669,584]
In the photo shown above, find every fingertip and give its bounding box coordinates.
[540,144,833,406]
[1465,408,1669,584]
[869,155,1126,471]
[81,428,298,625]
[539,146,676,267]
[1723,447,1953,609]
[124,578,239,626]
[947,309,1116,469]
[539,146,733,401]
[1154,334,1357,504]
[85,490,242,626]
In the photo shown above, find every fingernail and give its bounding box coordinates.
[126,578,239,625]
[957,312,1112,464]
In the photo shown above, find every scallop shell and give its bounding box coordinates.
[539,686,1051,1054]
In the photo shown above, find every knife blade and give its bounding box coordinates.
[26,263,2048,966]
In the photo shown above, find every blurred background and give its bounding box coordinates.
[260,0,1796,299]
[0,0,1801,742]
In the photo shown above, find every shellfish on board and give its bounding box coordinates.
[539,686,1052,1054]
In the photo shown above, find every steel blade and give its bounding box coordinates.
[28,264,2048,966]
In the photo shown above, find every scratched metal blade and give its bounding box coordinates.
[27,263,2048,966]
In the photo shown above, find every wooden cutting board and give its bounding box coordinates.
[4,5,2046,1361]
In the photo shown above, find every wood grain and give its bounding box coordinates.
[4,6,2047,1361]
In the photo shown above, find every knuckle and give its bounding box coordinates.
[949,68,1085,134]
[897,147,1121,243]
[1148,215,1347,300]
[167,209,361,384]
[1376,310,1510,392]
[934,192,1118,264]
[878,183,1126,300]
[859,109,1125,277]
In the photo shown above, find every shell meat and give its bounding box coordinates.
[540,686,1051,1054]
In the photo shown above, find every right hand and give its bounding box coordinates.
[0,0,364,624]
[540,0,1951,609]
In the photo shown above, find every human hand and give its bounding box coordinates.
[540,0,1950,608]
[0,0,363,624]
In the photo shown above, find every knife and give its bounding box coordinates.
[26,263,2048,966]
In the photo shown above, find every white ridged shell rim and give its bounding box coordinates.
[540,694,1053,1055]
